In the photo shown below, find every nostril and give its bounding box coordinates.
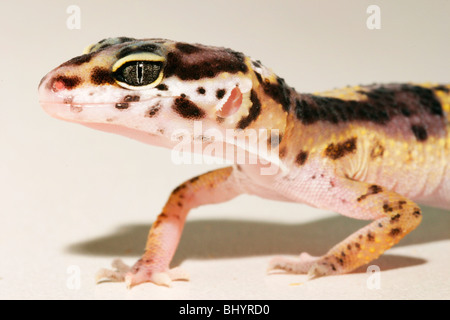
[49,75,82,92]
[52,79,66,92]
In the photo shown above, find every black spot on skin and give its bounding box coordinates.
[398,200,407,209]
[147,105,161,117]
[216,116,225,123]
[369,185,383,194]
[116,44,159,59]
[115,103,129,110]
[325,137,357,160]
[411,124,428,141]
[91,67,115,85]
[92,37,136,53]
[370,141,385,159]
[331,264,336,271]
[279,147,287,158]
[357,185,383,202]
[180,93,186,98]
[412,208,421,217]
[189,176,200,184]
[252,60,262,68]
[389,228,402,236]
[177,202,183,207]
[172,184,187,194]
[164,47,248,80]
[237,90,262,129]
[254,71,263,84]
[390,214,401,223]
[355,243,361,250]
[295,150,309,166]
[172,97,205,119]
[216,89,226,100]
[434,85,449,93]
[295,84,444,126]
[51,75,82,90]
[197,87,206,95]
[156,84,168,91]
[60,54,92,67]
[124,95,140,102]
[367,232,375,242]
[378,223,383,228]
[175,42,202,54]
[347,244,352,250]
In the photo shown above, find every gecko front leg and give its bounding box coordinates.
[97,166,241,287]
[269,177,423,278]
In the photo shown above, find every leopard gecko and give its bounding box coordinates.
[38,37,450,288]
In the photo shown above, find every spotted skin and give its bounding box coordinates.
[38,38,450,287]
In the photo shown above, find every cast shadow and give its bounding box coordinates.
[66,206,448,272]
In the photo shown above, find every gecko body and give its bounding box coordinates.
[38,38,450,287]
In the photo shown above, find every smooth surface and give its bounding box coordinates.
[0,0,449,300]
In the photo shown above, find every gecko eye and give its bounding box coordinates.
[114,61,162,87]
[112,53,165,90]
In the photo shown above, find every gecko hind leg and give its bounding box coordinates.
[268,178,423,278]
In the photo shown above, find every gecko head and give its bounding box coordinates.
[38,37,290,166]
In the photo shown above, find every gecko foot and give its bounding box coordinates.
[96,259,189,288]
[267,252,320,274]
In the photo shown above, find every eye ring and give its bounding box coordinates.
[112,53,165,90]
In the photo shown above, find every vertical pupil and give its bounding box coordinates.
[137,62,144,84]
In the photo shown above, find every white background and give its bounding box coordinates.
[0,0,449,299]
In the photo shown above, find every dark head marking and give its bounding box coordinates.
[91,67,115,85]
[164,47,248,80]
[124,95,140,102]
[172,97,205,119]
[116,44,159,59]
[175,42,202,54]
[115,103,129,110]
[295,150,309,166]
[216,89,226,100]
[197,87,206,95]
[51,75,81,90]
[147,104,161,118]
[237,90,261,129]
[156,84,168,91]
[325,137,357,160]
[411,124,428,141]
